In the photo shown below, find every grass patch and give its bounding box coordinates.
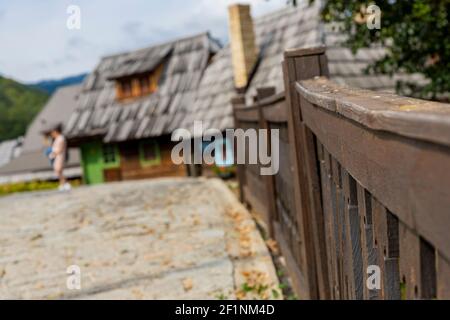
[0,179,81,196]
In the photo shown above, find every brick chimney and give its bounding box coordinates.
[228,4,259,91]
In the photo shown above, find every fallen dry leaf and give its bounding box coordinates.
[30,234,43,241]
[162,257,172,266]
[182,278,193,291]
[34,282,44,289]
[265,239,279,254]
[235,290,246,300]
[132,288,145,299]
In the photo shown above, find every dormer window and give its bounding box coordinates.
[121,79,132,98]
[114,63,164,101]
[140,76,150,94]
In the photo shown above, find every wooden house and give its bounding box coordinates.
[65,33,221,184]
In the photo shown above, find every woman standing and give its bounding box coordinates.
[49,124,71,191]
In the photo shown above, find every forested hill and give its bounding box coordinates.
[30,73,87,94]
[0,76,49,142]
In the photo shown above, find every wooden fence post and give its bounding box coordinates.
[232,95,247,203]
[282,47,331,299]
[256,87,277,237]
[256,87,276,102]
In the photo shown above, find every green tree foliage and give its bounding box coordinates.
[0,76,48,142]
[319,0,449,100]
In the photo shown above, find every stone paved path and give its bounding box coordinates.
[0,178,279,299]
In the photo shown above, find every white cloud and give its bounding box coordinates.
[0,0,286,82]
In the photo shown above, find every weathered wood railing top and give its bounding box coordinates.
[296,75,450,262]
[296,77,450,147]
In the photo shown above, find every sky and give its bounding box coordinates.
[0,0,287,83]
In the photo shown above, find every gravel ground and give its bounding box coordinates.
[0,177,279,300]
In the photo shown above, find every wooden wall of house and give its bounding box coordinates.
[118,137,186,181]
[80,136,186,185]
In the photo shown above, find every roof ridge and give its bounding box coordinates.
[254,1,312,23]
[101,31,211,60]
[51,83,82,94]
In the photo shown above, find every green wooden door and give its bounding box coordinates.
[81,142,104,184]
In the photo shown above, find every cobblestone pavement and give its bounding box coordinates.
[0,178,279,299]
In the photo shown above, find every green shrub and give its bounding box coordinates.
[212,164,236,179]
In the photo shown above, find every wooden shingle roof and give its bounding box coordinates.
[66,32,221,142]
[22,84,81,153]
[190,47,236,136]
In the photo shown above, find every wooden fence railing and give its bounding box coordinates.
[232,47,450,300]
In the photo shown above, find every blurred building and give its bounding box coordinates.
[0,137,23,168]
[65,33,221,184]
[0,84,81,184]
